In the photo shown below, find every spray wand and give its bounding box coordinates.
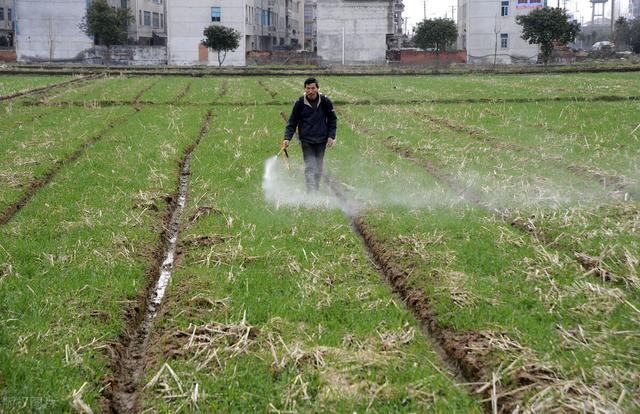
[277,142,291,170]
[278,111,293,171]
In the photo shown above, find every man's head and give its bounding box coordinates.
[304,77,319,100]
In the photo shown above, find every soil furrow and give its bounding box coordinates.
[173,81,192,103]
[103,110,213,414]
[325,177,501,413]
[0,74,101,102]
[0,108,140,226]
[133,78,162,106]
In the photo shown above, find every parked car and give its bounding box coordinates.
[592,41,614,50]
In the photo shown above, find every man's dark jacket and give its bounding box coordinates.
[284,94,337,144]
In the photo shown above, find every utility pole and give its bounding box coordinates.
[611,0,615,41]
[450,6,456,21]
[423,1,426,20]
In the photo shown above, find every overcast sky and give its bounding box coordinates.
[402,0,630,32]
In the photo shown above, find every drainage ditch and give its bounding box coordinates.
[104,110,213,413]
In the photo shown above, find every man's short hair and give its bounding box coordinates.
[304,77,319,88]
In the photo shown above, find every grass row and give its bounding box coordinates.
[0,106,132,212]
[0,106,208,411]
[0,75,72,97]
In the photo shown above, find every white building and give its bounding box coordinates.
[167,1,245,65]
[15,0,168,61]
[15,0,93,61]
[317,0,397,64]
[458,0,547,64]
[0,0,14,47]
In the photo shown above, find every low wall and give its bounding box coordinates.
[387,49,467,65]
[19,46,167,65]
[0,49,16,62]
[81,46,167,66]
[246,51,321,66]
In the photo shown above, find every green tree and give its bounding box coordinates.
[80,0,132,46]
[414,18,457,54]
[516,7,580,65]
[614,17,630,49]
[202,25,241,66]
[629,19,640,53]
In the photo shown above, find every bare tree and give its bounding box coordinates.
[48,17,56,62]
[493,17,502,67]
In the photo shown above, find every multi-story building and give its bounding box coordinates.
[304,0,317,51]
[113,0,167,45]
[458,0,548,64]
[244,0,304,52]
[168,0,304,66]
[15,0,93,61]
[317,0,400,64]
[15,0,168,61]
[388,0,405,49]
[168,1,245,65]
[0,0,14,47]
[631,0,640,18]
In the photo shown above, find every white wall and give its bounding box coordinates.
[461,0,540,64]
[15,0,93,61]
[317,0,392,64]
[167,0,245,66]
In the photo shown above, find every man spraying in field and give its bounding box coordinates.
[282,77,337,192]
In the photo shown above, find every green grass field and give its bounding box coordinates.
[0,72,638,413]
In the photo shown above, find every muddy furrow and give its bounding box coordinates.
[23,100,168,109]
[0,108,140,226]
[173,81,193,103]
[421,113,637,200]
[133,78,162,106]
[104,110,213,414]
[325,177,513,413]
[0,73,101,102]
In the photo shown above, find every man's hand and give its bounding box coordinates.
[282,139,290,149]
[327,138,336,147]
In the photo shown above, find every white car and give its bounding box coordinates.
[592,41,614,50]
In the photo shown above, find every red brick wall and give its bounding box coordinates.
[398,50,467,65]
[0,50,16,62]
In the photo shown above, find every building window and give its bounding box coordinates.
[152,12,160,28]
[139,10,142,25]
[7,8,11,20]
[501,0,509,16]
[160,13,164,28]
[144,11,151,26]
[121,0,128,8]
[500,33,509,48]
[0,8,4,21]
[211,7,221,22]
